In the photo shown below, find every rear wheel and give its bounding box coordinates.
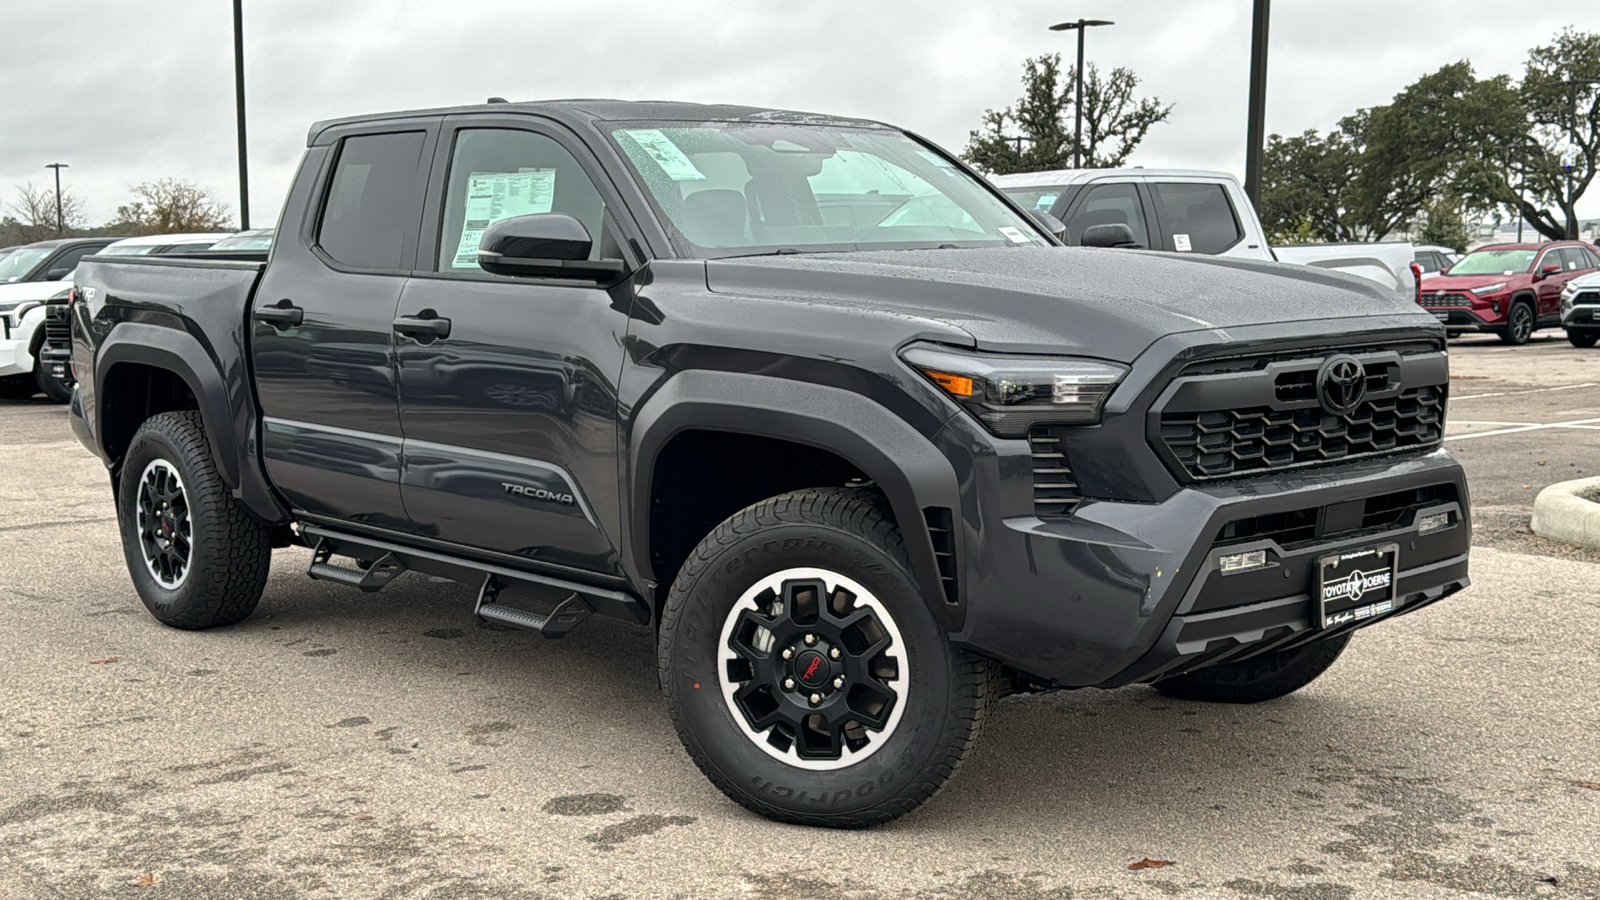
[1498,301,1535,345]
[659,488,997,827]
[1153,633,1352,704]
[117,411,272,629]
[1568,330,1599,348]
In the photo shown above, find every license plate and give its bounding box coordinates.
[1432,312,1449,322]
[1316,543,1399,628]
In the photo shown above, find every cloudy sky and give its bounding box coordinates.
[2,0,1593,228]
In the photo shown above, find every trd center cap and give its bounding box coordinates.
[794,650,830,689]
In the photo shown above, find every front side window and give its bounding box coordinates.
[1153,183,1242,254]
[317,131,428,271]
[1449,248,1537,275]
[609,122,1044,257]
[46,246,99,277]
[436,129,607,272]
[1064,183,1149,248]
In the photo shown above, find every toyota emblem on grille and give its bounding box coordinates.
[1318,355,1367,415]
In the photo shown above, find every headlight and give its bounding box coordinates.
[1470,282,1507,296]
[901,345,1127,436]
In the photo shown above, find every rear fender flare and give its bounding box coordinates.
[95,323,240,489]
[627,370,963,629]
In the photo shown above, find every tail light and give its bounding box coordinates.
[1410,262,1423,305]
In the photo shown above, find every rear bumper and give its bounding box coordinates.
[953,448,1470,688]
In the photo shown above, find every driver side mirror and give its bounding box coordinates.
[1026,210,1067,241]
[1080,223,1144,249]
[1537,263,1562,280]
[477,213,628,283]
[45,267,72,281]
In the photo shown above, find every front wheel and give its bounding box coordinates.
[1152,633,1352,703]
[0,374,38,400]
[1568,330,1599,349]
[658,488,997,827]
[117,410,273,629]
[1498,301,1535,345]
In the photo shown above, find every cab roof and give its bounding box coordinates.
[308,99,889,146]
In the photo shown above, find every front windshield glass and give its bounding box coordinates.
[0,247,52,283]
[1449,248,1536,275]
[608,122,1045,257]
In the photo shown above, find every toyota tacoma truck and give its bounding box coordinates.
[69,100,1470,827]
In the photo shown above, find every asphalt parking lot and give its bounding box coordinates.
[1,336,1598,899]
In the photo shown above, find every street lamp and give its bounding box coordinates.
[1048,18,1115,169]
[1244,0,1271,209]
[45,163,68,234]
[233,0,250,230]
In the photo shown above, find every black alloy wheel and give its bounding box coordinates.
[1500,301,1535,345]
[135,459,193,589]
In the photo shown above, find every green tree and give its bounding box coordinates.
[1,182,89,246]
[109,179,233,235]
[1260,129,1361,242]
[1418,194,1474,252]
[1500,28,1600,240]
[963,53,1172,174]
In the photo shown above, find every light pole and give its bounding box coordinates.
[1556,77,1600,239]
[233,0,250,230]
[1048,18,1114,169]
[1243,0,1271,209]
[45,163,69,234]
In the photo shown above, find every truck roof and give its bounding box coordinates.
[988,168,1243,187]
[308,99,889,146]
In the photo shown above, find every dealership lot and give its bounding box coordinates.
[0,338,1597,899]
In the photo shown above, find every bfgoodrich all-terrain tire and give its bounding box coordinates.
[117,411,272,629]
[1153,632,1352,704]
[659,488,998,827]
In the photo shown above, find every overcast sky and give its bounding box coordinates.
[2,0,1594,229]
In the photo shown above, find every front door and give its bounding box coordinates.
[251,126,436,530]
[394,120,635,578]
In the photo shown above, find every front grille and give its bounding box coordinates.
[1424,293,1474,308]
[1573,290,1600,306]
[1217,483,1460,549]
[1160,386,1445,480]
[1028,426,1083,518]
[41,306,72,350]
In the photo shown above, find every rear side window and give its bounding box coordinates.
[1064,183,1149,248]
[318,131,428,270]
[1559,248,1592,271]
[1153,183,1242,254]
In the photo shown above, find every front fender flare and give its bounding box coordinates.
[627,370,963,629]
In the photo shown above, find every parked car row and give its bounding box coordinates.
[1417,241,1600,346]
[0,229,275,402]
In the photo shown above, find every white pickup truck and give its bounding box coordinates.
[991,169,1417,297]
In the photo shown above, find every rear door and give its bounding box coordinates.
[1148,180,1257,258]
[251,123,438,530]
[393,115,638,578]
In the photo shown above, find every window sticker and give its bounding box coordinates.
[1173,233,1193,252]
[998,226,1031,244]
[620,129,706,181]
[1033,193,1060,212]
[451,169,556,269]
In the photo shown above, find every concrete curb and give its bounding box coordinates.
[1530,476,1600,550]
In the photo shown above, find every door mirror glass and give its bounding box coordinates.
[1027,209,1067,241]
[1081,222,1143,249]
[477,213,626,281]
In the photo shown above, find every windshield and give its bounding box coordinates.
[1001,187,1067,214]
[608,122,1045,257]
[0,247,52,283]
[209,232,274,251]
[1448,248,1537,275]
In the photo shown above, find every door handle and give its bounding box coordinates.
[392,313,451,339]
[254,301,303,327]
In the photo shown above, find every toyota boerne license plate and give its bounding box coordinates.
[1316,543,1399,629]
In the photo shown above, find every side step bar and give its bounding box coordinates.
[299,524,650,637]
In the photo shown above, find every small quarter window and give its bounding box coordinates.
[1152,183,1243,254]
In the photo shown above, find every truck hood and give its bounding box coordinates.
[1422,272,1528,291]
[704,247,1423,362]
[0,280,70,308]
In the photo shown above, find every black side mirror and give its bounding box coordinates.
[1026,210,1067,241]
[1080,223,1143,249]
[477,213,628,282]
[45,267,72,281]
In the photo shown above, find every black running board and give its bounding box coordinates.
[298,524,650,634]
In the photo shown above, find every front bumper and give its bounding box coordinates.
[950,446,1470,688]
[0,307,43,377]
[1422,307,1500,332]
[1560,304,1600,330]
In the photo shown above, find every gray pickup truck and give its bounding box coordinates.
[69,99,1470,827]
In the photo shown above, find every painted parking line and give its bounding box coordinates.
[1452,382,1600,400]
[1442,416,1600,441]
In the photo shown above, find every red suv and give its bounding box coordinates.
[1420,241,1600,345]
